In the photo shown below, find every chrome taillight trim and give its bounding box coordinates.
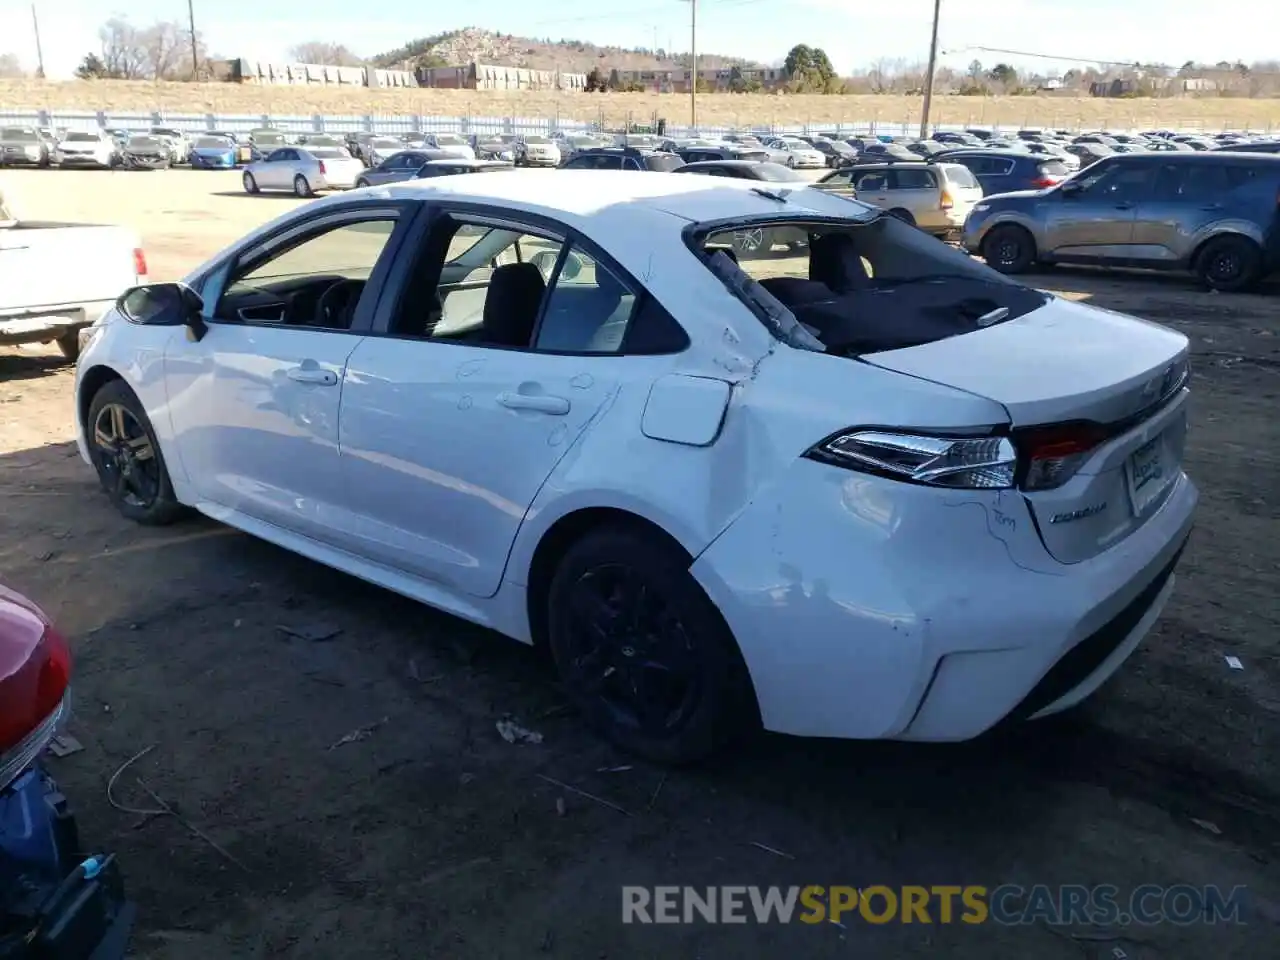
[0,693,68,793]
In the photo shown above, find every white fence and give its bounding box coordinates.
[0,108,1252,140]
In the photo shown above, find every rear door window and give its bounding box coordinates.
[944,164,980,189]
[889,167,937,190]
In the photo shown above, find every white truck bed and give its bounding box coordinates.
[0,192,144,360]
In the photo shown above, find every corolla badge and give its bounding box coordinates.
[1049,502,1107,524]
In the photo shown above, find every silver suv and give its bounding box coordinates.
[962,152,1280,292]
[813,161,984,237]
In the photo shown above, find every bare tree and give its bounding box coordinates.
[289,42,363,66]
[0,52,24,79]
[99,17,147,79]
[139,21,187,80]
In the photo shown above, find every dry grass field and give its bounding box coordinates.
[5,78,1280,130]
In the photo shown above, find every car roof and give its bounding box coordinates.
[1109,151,1280,164]
[423,158,511,167]
[357,169,870,227]
[679,160,767,169]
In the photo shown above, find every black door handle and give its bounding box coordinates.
[1114,202,1133,210]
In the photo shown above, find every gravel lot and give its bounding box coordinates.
[1,168,1278,959]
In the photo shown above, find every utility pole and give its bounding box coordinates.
[187,0,199,79]
[919,0,942,138]
[30,3,45,78]
[689,0,698,130]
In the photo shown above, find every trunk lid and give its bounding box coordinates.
[863,296,1190,563]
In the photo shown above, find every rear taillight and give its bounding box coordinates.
[0,622,71,788]
[133,247,148,278]
[1031,177,1061,189]
[940,190,954,210]
[318,160,327,174]
[1015,422,1110,491]
[807,430,1016,489]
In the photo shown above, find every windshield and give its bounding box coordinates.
[254,133,283,144]
[571,137,596,146]
[129,136,160,147]
[523,136,549,144]
[309,147,352,159]
[194,137,230,149]
[2,128,38,143]
[65,132,98,142]
[372,138,401,148]
[699,216,1046,356]
[151,128,181,136]
[435,135,465,145]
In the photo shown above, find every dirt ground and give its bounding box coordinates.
[1,168,1278,959]
[6,78,1280,132]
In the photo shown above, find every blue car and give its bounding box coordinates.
[188,134,239,169]
[932,148,1071,195]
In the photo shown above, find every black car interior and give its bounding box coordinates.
[706,221,1047,355]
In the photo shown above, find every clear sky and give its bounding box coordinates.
[3,0,1278,81]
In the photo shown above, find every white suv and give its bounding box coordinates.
[54,131,117,168]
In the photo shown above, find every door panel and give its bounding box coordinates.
[164,209,405,545]
[164,325,363,542]
[337,341,617,596]
[1042,163,1152,258]
[1130,163,1226,264]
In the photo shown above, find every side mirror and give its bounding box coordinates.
[1059,180,1082,196]
[117,282,208,340]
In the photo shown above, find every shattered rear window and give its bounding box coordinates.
[698,216,1047,356]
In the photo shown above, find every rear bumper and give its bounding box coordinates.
[1,766,135,960]
[0,300,115,348]
[691,455,1198,742]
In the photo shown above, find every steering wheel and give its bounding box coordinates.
[314,279,365,329]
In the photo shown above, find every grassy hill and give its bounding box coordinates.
[369,26,763,73]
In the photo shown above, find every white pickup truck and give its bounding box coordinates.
[0,186,146,361]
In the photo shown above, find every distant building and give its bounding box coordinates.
[609,66,786,93]
[227,58,416,88]
[416,62,587,92]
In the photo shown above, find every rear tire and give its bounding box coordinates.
[294,174,313,198]
[86,380,185,526]
[1195,235,1262,292]
[982,224,1036,274]
[546,525,756,765]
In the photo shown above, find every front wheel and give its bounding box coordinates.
[294,174,313,198]
[546,525,757,765]
[86,380,185,525]
[982,224,1036,274]
[355,177,369,189]
[1196,235,1262,293]
[242,171,259,193]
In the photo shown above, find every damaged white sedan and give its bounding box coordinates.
[73,171,1196,763]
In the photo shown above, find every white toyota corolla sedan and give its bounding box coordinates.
[73,171,1196,763]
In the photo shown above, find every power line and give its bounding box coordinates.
[529,0,770,30]
[945,44,1168,69]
